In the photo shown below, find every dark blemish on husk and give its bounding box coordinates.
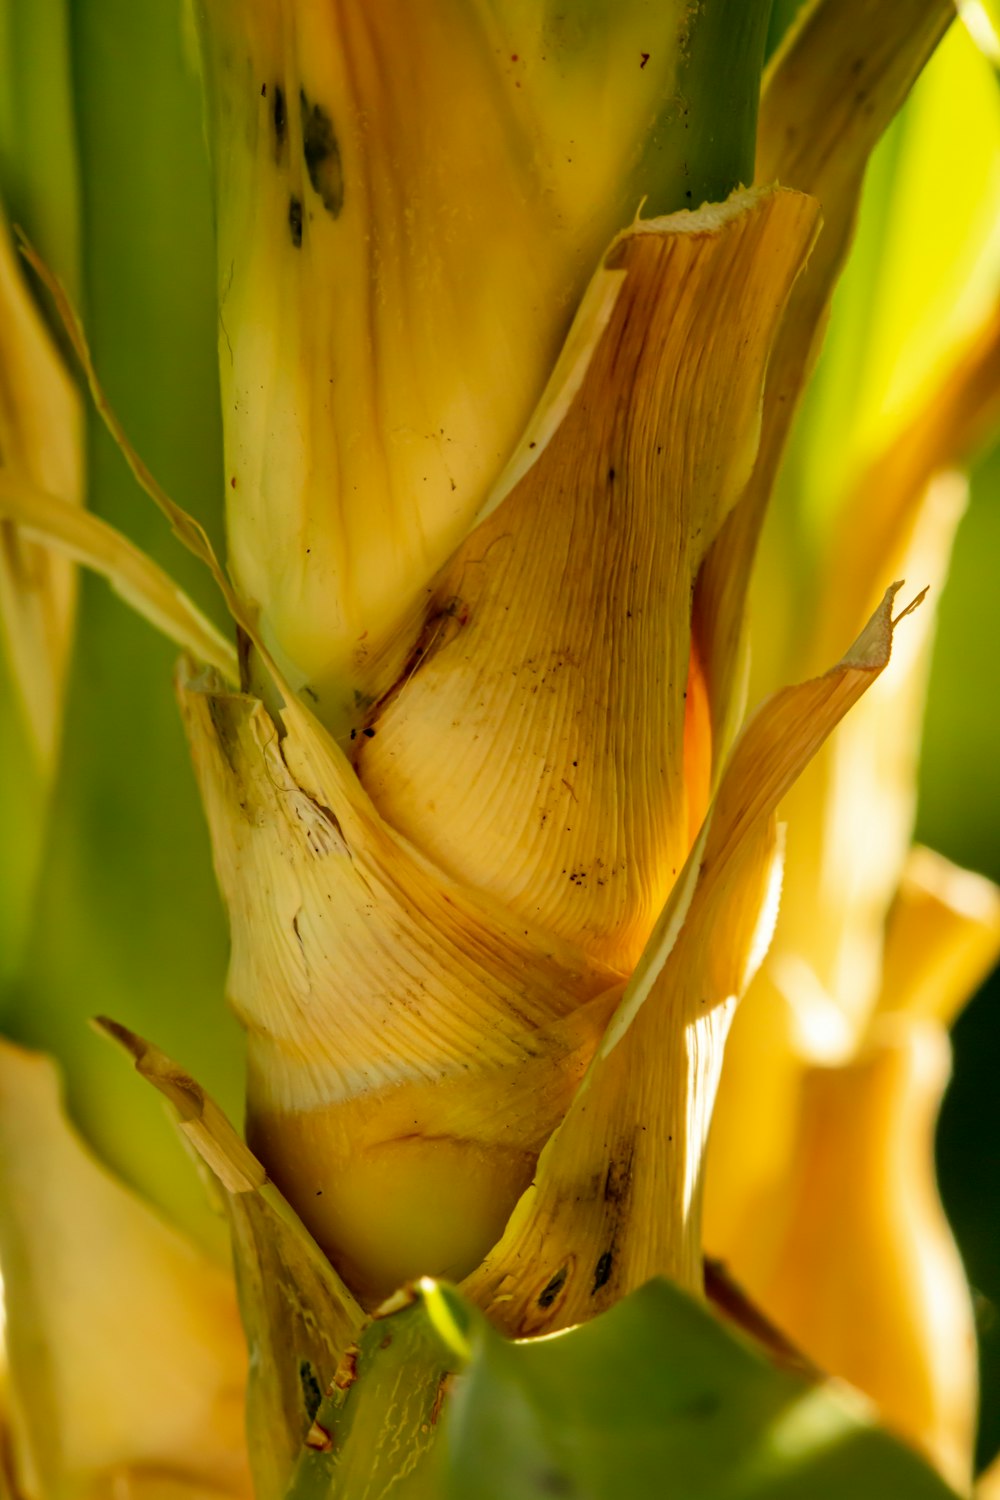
[603,1143,635,1204]
[236,626,253,693]
[273,84,287,149]
[289,195,303,247]
[299,1360,323,1421]
[592,1250,613,1293]
[538,1265,569,1308]
[300,88,345,216]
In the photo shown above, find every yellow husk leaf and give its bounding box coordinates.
[176,184,818,1307]
[747,842,999,1494]
[0,1040,251,1500]
[705,292,1000,1493]
[767,467,968,1050]
[878,845,1000,1030]
[705,808,990,1493]
[196,0,703,731]
[707,300,1000,1254]
[460,586,914,1333]
[0,212,82,768]
[746,1023,978,1494]
[979,1453,1000,1498]
[177,658,623,1305]
[357,186,820,974]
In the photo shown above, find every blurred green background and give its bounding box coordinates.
[0,0,240,1263]
[0,0,998,1476]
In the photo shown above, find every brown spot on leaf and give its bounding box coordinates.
[305,1420,333,1452]
[332,1342,361,1392]
[300,89,344,216]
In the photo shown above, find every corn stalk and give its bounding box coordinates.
[0,1,998,1498]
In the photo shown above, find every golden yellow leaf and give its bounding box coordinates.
[746,1022,977,1493]
[463,586,912,1333]
[357,187,819,973]
[878,845,1000,1029]
[177,658,623,1306]
[194,0,744,730]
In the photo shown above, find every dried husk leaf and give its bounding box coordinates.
[175,184,819,1309]
[770,469,967,1049]
[193,0,750,731]
[177,659,623,1306]
[357,187,820,974]
[462,587,910,1334]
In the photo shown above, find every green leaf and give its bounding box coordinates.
[751,15,1000,696]
[444,1279,960,1500]
[275,1278,960,1500]
[0,0,80,294]
[286,1283,470,1500]
[765,0,807,61]
[98,1019,365,1500]
[0,0,239,1259]
[0,0,80,984]
[775,18,1000,546]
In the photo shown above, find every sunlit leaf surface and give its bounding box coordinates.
[444,1279,960,1500]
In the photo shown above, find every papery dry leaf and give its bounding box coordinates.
[177,659,623,1306]
[463,587,912,1333]
[357,187,819,974]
